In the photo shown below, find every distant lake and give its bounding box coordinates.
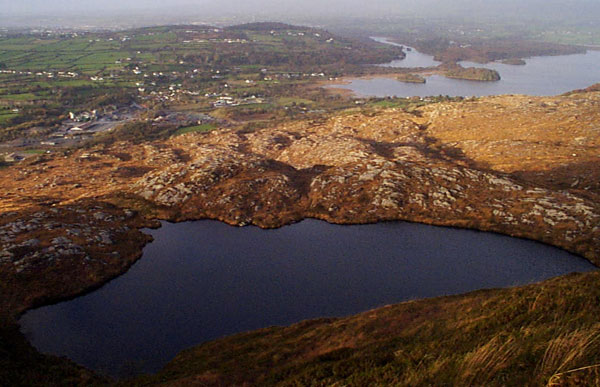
[331,37,600,97]
[20,219,595,377]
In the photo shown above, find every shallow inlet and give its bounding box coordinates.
[20,219,595,376]
[371,37,442,68]
[330,39,600,97]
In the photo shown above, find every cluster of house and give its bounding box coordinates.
[268,30,335,43]
[2,153,24,163]
[40,103,144,144]
[68,110,98,122]
[212,95,264,108]
[0,69,77,79]
[183,38,249,44]
[262,71,327,80]
[269,30,320,38]
[27,29,82,38]
[145,89,185,103]
[152,112,215,127]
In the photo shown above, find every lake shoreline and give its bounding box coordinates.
[326,39,600,98]
[20,217,595,375]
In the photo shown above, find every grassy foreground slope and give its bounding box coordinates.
[128,272,600,386]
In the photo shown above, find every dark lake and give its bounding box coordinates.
[331,37,600,97]
[20,219,595,376]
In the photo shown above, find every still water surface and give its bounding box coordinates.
[372,37,441,68]
[20,219,594,376]
[332,37,600,97]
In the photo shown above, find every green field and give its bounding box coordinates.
[277,97,316,107]
[0,23,404,143]
[0,93,37,101]
[22,149,46,154]
[0,112,18,124]
[368,99,410,108]
[174,123,217,135]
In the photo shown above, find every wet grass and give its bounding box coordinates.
[173,123,217,136]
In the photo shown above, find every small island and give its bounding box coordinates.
[444,65,501,81]
[501,58,527,65]
[396,73,426,83]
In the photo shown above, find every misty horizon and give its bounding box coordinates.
[1,0,599,29]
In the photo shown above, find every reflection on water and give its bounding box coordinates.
[20,219,594,376]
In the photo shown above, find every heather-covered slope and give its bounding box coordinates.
[0,88,599,385]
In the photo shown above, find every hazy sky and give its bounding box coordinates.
[1,0,599,27]
[3,0,419,16]
[1,0,593,15]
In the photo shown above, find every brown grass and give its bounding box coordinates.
[539,326,600,381]
[121,272,600,386]
[459,335,521,385]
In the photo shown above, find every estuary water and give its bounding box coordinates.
[20,219,594,376]
[331,37,600,97]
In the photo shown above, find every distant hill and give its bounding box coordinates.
[227,22,304,32]
[117,23,404,69]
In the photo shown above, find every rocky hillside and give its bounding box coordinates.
[1,89,600,315]
[0,87,599,384]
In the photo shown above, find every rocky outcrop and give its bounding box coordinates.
[130,142,600,264]
[130,105,600,264]
[0,203,153,317]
